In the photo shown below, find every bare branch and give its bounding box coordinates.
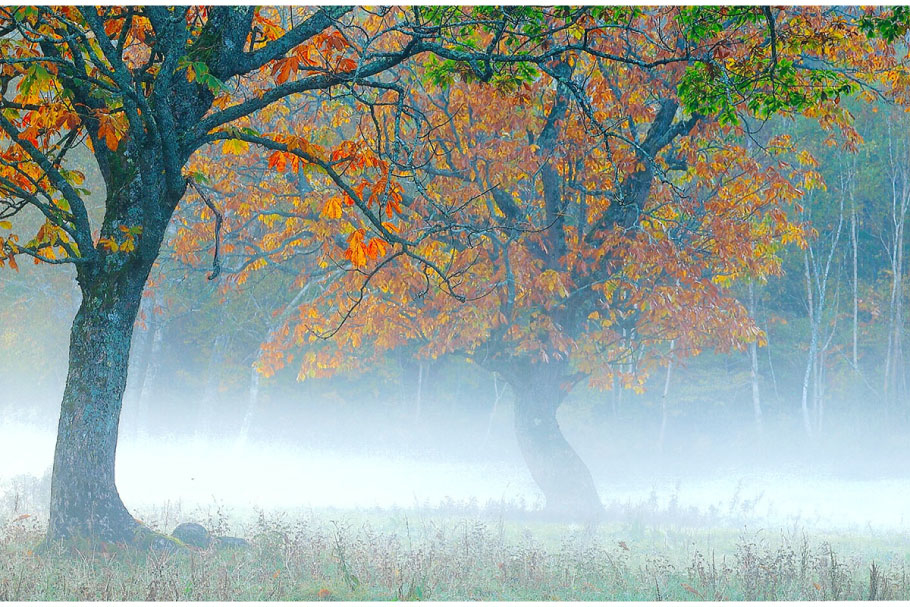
[187,180,224,280]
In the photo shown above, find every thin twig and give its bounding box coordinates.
[188,180,223,280]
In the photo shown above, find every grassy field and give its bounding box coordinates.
[1,497,909,601]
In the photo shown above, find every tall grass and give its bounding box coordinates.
[1,497,907,601]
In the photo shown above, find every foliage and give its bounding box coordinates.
[165,7,910,399]
[2,6,907,397]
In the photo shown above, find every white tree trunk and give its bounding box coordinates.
[485,372,508,440]
[885,130,910,408]
[801,252,817,437]
[414,362,426,423]
[235,271,340,447]
[800,191,844,437]
[196,332,229,441]
[237,367,260,448]
[657,341,675,452]
[850,184,859,371]
[747,283,763,433]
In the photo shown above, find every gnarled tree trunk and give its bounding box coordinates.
[505,361,602,519]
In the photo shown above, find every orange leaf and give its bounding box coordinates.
[271,56,298,84]
[344,229,367,266]
[366,237,387,259]
[322,197,342,219]
[268,151,287,172]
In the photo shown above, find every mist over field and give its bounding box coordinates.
[2,258,910,541]
[3,340,908,534]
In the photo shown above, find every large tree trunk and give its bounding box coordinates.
[507,362,602,520]
[48,259,154,543]
[47,135,181,543]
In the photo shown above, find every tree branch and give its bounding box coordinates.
[187,180,224,280]
[223,7,353,78]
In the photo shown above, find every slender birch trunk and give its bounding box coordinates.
[196,332,229,441]
[414,362,426,424]
[747,283,763,433]
[485,372,508,440]
[885,126,910,410]
[657,341,674,452]
[801,251,817,437]
[850,176,859,372]
[237,274,337,447]
[134,322,162,440]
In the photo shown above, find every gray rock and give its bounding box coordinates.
[147,534,182,553]
[215,535,251,549]
[172,522,212,549]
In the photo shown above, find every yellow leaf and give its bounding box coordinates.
[222,139,249,155]
[0,221,11,230]
[98,237,119,252]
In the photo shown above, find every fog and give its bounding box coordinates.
[3,374,908,535]
[1,261,908,536]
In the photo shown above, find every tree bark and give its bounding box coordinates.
[48,257,155,543]
[47,133,182,543]
[237,365,260,449]
[657,341,674,452]
[801,251,817,438]
[507,362,602,520]
[196,331,229,441]
[747,283,763,433]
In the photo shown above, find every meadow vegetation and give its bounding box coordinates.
[1,475,907,601]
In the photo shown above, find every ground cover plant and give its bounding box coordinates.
[1,500,908,601]
[3,5,910,545]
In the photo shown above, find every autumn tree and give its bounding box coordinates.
[0,6,663,543]
[186,7,910,517]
